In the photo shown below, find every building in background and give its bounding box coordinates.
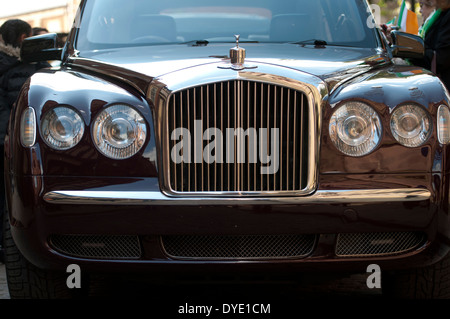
[0,0,81,34]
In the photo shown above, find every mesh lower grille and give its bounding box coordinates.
[161,234,316,260]
[335,232,425,257]
[50,235,141,259]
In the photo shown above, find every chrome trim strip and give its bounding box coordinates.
[43,188,431,206]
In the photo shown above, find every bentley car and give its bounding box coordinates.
[3,0,450,299]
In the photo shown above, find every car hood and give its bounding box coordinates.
[73,43,389,92]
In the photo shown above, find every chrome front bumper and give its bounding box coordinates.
[43,188,431,206]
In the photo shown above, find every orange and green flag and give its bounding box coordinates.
[397,0,419,34]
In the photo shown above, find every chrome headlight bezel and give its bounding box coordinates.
[92,104,147,160]
[329,101,382,157]
[390,104,432,148]
[40,106,85,151]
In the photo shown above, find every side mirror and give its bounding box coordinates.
[20,33,63,63]
[391,31,424,59]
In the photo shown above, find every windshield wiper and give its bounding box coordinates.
[181,39,259,46]
[181,40,210,47]
[290,39,328,46]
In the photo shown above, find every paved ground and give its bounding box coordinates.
[0,264,10,299]
[0,261,381,300]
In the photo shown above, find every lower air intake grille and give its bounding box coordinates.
[50,235,141,259]
[335,232,425,257]
[161,234,316,260]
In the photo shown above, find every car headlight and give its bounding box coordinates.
[40,106,85,150]
[329,102,382,156]
[438,105,450,145]
[390,104,432,147]
[92,104,147,159]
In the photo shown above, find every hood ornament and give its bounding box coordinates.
[218,35,257,71]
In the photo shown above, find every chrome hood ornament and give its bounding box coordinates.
[218,35,257,71]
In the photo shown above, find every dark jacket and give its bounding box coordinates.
[0,40,48,145]
[414,8,450,91]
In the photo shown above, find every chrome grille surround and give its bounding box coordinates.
[49,235,142,260]
[150,63,324,197]
[335,232,426,257]
[161,234,317,260]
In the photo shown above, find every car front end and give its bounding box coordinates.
[4,0,450,299]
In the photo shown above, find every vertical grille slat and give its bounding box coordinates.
[180,91,184,192]
[293,92,297,191]
[167,80,310,195]
[187,90,191,192]
[299,93,305,191]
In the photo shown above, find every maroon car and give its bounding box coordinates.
[3,0,450,299]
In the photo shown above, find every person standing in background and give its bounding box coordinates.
[0,19,49,263]
[415,0,450,90]
[419,0,440,38]
[420,0,437,22]
[32,27,49,36]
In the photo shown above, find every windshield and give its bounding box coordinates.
[76,0,378,51]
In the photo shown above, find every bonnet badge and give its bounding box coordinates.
[218,35,257,71]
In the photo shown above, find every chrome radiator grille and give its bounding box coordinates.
[166,80,310,194]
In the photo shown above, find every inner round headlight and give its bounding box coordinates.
[329,102,382,156]
[40,106,85,150]
[390,104,432,147]
[92,104,147,159]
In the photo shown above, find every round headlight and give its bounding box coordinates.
[92,104,147,159]
[329,102,382,156]
[390,104,432,147]
[40,106,85,150]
